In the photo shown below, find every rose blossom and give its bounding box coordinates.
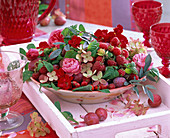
[132,53,153,70]
[26,49,39,61]
[62,58,80,76]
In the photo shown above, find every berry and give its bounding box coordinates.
[73,73,83,83]
[110,37,120,46]
[84,112,99,126]
[28,58,40,71]
[39,66,48,74]
[112,47,121,56]
[91,85,94,91]
[148,94,162,108]
[116,55,129,66]
[53,64,59,70]
[107,59,117,66]
[122,49,129,58]
[94,85,101,90]
[108,83,115,89]
[72,81,80,88]
[96,56,104,62]
[100,84,108,90]
[113,77,126,88]
[81,81,88,86]
[92,61,105,72]
[32,72,40,80]
[128,74,139,80]
[99,42,109,50]
[95,108,107,121]
[83,77,91,84]
[39,74,48,83]
[118,69,125,76]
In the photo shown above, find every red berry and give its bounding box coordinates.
[122,49,129,58]
[129,74,139,81]
[148,94,162,108]
[39,74,48,83]
[96,56,104,62]
[91,85,94,91]
[99,42,109,50]
[108,83,115,89]
[112,47,121,56]
[83,77,91,84]
[92,61,105,72]
[73,73,83,83]
[110,37,120,46]
[32,72,40,80]
[116,55,129,66]
[72,81,80,88]
[95,108,107,121]
[84,112,99,126]
[28,58,40,71]
[39,66,48,74]
[81,81,88,86]
[113,77,126,88]
[100,84,108,90]
[94,85,100,90]
[118,69,125,76]
[107,59,117,66]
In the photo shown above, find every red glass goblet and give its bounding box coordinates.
[150,23,170,78]
[132,1,162,47]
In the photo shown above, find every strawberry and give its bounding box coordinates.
[110,37,120,46]
[72,81,80,88]
[116,55,129,66]
[99,42,109,50]
[118,69,125,76]
[107,59,117,66]
[113,77,126,88]
[108,83,115,89]
[32,72,40,80]
[122,49,129,58]
[148,94,162,108]
[39,66,48,74]
[92,61,105,72]
[112,47,121,56]
[128,74,139,80]
[96,56,104,62]
[81,81,88,86]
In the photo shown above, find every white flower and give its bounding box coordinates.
[47,71,58,81]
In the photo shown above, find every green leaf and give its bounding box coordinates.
[49,49,62,60]
[51,82,60,91]
[43,61,53,72]
[129,79,142,83]
[19,48,26,56]
[39,83,52,92]
[144,86,154,102]
[145,85,156,89]
[62,111,79,124]
[23,70,33,82]
[99,89,110,93]
[61,28,70,36]
[102,66,119,79]
[39,4,48,11]
[25,62,29,70]
[87,41,99,57]
[130,67,138,74]
[37,62,44,71]
[64,44,70,51]
[64,50,77,58]
[79,24,85,32]
[144,54,151,72]
[124,81,129,86]
[133,86,139,97]
[72,85,92,91]
[139,67,144,78]
[53,42,65,45]
[54,101,61,112]
[7,60,20,71]
[27,44,36,50]
[146,75,156,82]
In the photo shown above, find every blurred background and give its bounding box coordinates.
[40,0,170,31]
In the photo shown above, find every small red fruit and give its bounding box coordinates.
[40,16,50,26]
[122,49,129,58]
[107,59,117,66]
[96,56,104,62]
[118,69,125,76]
[54,16,66,26]
[110,37,120,46]
[84,112,99,126]
[148,94,162,108]
[81,81,88,86]
[32,72,40,80]
[91,85,94,91]
[72,81,80,88]
[99,42,109,50]
[108,83,115,89]
[95,108,108,121]
[100,84,108,90]
[39,66,48,74]
[112,47,121,56]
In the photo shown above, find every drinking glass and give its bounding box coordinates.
[0,0,56,45]
[132,1,162,47]
[0,51,27,130]
[150,23,170,78]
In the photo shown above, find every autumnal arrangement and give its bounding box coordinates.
[20,24,159,102]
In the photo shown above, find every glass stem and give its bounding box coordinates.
[0,108,9,121]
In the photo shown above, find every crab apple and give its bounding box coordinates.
[95,108,108,121]
[40,16,51,26]
[148,94,162,108]
[84,112,99,126]
[39,74,48,83]
[54,16,66,26]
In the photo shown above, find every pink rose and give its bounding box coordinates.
[26,49,39,61]
[132,53,153,70]
[48,29,64,48]
[62,58,80,76]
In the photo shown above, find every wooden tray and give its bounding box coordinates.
[22,74,170,138]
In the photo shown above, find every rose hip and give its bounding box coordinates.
[148,94,162,108]
[95,108,107,121]
[84,112,99,126]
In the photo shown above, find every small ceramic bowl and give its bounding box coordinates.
[31,78,134,104]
